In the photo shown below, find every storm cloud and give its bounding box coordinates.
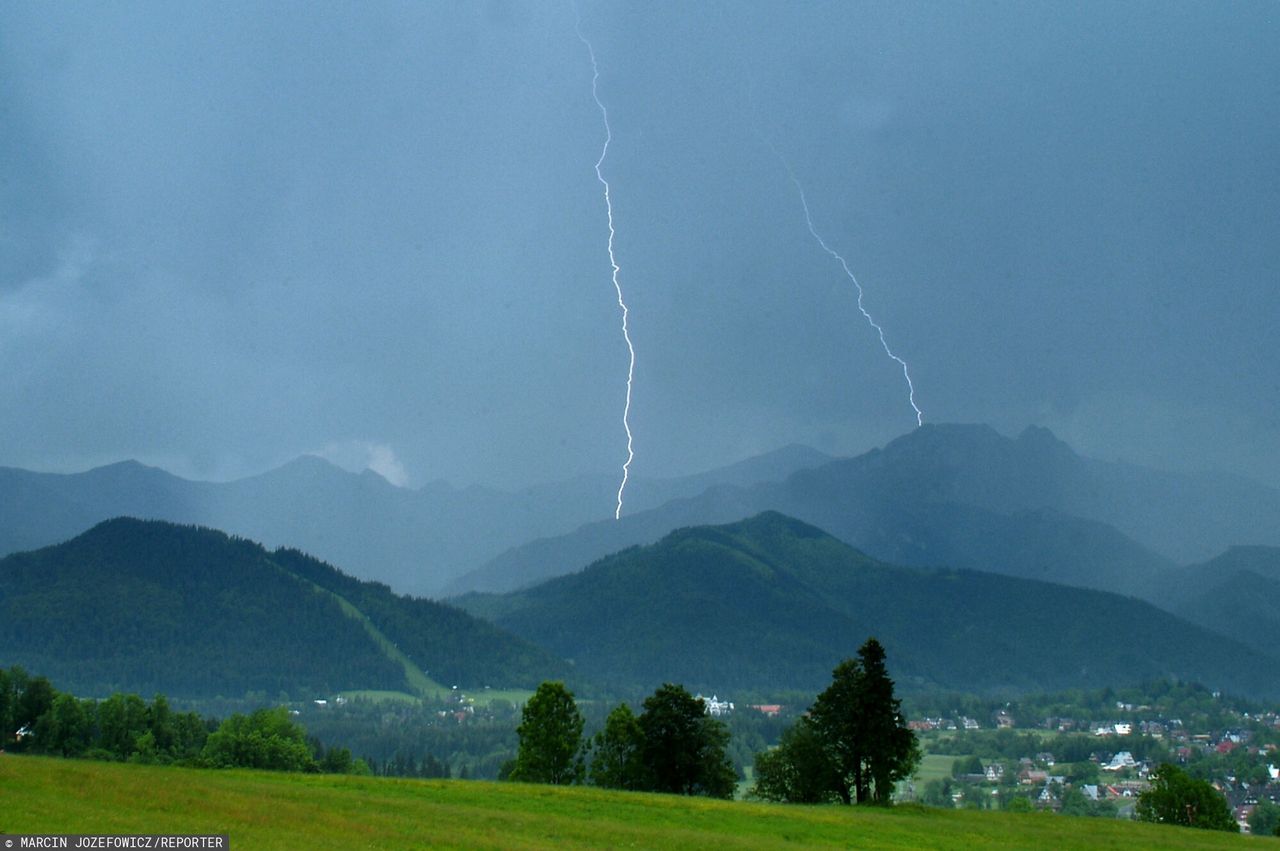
[2,1,1276,494]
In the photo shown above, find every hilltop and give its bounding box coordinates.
[455,512,1278,697]
[448,424,1280,598]
[0,518,564,698]
[0,445,829,596]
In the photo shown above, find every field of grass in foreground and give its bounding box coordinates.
[0,755,1257,850]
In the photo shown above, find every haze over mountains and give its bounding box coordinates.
[0,444,829,597]
[1155,546,1280,662]
[4,423,1278,616]
[4,422,1279,685]
[454,512,1278,697]
[449,424,1280,597]
[5,511,1272,703]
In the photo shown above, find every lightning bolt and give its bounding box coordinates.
[764,135,923,427]
[574,8,636,519]
[791,174,923,427]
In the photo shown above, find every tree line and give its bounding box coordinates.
[506,638,921,805]
[0,666,364,774]
[505,680,738,797]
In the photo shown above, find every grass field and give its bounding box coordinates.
[0,755,1258,850]
[914,753,959,784]
[299,580,446,699]
[335,690,421,704]
[463,687,535,707]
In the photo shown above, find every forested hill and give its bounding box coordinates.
[1155,545,1280,662]
[0,518,566,698]
[449,423,1280,598]
[455,512,1279,698]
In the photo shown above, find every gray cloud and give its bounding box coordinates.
[1,1,1276,493]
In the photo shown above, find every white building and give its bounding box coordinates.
[696,694,734,717]
[1102,751,1136,771]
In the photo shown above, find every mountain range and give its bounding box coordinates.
[3,422,1277,701]
[0,444,829,597]
[453,512,1278,697]
[1155,546,1280,661]
[4,512,1274,703]
[446,424,1280,598]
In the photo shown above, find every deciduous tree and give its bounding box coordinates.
[590,702,644,790]
[200,706,317,772]
[751,715,842,803]
[638,683,735,798]
[1247,800,1280,837]
[509,681,584,785]
[1136,763,1237,832]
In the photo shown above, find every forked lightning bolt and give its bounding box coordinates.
[575,10,636,519]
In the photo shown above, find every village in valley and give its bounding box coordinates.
[896,692,1280,833]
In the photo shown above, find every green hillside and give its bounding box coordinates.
[1159,546,1280,659]
[456,512,1277,697]
[0,755,1252,850]
[0,518,565,698]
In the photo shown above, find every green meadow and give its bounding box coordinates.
[913,753,959,784]
[0,755,1258,850]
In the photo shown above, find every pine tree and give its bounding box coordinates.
[781,638,919,805]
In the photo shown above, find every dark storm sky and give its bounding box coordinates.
[2,1,1277,492]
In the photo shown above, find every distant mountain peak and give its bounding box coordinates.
[882,422,1003,453]
[241,454,367,486]
[90,459,151,472]
[82,459,178,480]
[878,422,1078,465]
[276,454,346,474]
[662,510,829,549]
[1016,424,1078,458]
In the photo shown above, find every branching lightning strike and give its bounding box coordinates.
[575,11,636,519]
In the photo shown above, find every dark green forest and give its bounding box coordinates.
[0,519,561,698]
[270,548,566,689]
[456,512,1277,697]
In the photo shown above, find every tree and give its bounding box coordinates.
[0,668,11,743]
[810,657,865,803]
[590,703,644,790]
[200,706,317,772]
[1136,763,1237,832]
[1005,794,1033,813]
[96,693,150,759]
[921,779,947,807]
[36,693,92,757]
[147,694,177,755]
[509,681,584,785]
[638,684,735,798]
[1060,786,1092,817]
[855,638,921,804]
[809,638,920,805]
[14,673,55,735]
[1248,800,1280,838]
[751,715,842,804]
